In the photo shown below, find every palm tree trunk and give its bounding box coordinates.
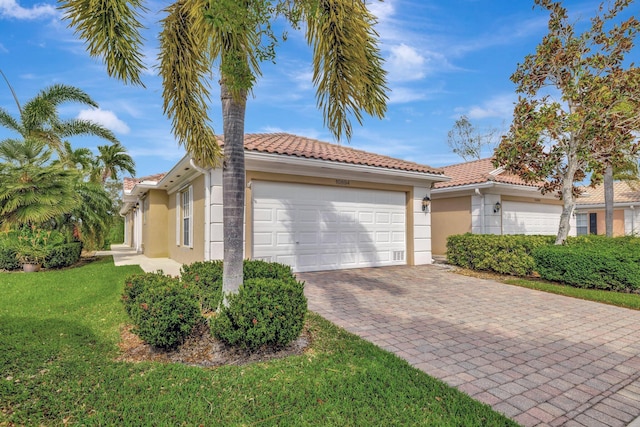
[220,82,246,305]
[604,164,614,237]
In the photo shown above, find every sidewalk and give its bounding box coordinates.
[96,244,183,277]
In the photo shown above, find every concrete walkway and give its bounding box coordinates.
[298,265,640,427]
[96,244,183,277]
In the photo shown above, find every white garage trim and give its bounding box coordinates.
[252,181,407,272]
[502,201,561,235]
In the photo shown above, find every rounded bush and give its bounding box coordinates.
[180,260,297,312]
[128,279,202,349]
[180,260,223,311]
[211,278,307,350]
[122,272,172,316]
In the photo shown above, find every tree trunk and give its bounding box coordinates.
[556,155,578,245]
[220,82,247,305]
[604,164,614,237]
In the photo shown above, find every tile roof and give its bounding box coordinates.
[217,133,444,175]
[123,173,166,192]
[433,158,541,189]
[577,181,640,205]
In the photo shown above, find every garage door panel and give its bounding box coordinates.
[253,232,273,246]
[502,201,561,235]
[252,182,407,272]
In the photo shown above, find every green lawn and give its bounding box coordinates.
[1,257,516,426]
[503,277,640,310]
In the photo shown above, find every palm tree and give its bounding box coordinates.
[53,140,95,176]
[0,80,119,154]
[91,142,136,184]
[61,0,388,298]
[0,139,78,227]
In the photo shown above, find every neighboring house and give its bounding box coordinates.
[121,133,448,272]
[575,181,640,236]
[430,158,573,255]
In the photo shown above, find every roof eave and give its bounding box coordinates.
[245,151,449,184]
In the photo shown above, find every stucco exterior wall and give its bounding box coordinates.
[431,196,472,255]
[142,189,169,257]
[591,209,625,236]
[168,174,206,265]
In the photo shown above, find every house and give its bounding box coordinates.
[120,133,449,272]
[575,181,640,236]
[429,158,573,255]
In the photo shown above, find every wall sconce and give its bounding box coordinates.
[422,196,431,212]
[493,202,502,213]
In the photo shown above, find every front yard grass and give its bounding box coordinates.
[454,266,640,310]
[1,257,516,426]
[502,277,640,310]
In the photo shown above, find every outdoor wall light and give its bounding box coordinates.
[494,202,502,213]
[422,196,431,212]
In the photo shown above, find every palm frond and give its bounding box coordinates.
[59,0,147,86]
[55,119,119,144]
[0,107,24,136]
[159,0,220,167]
[302,0,388,141]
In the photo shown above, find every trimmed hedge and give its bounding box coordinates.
[180,261,224,312]
[122,271,172,316]
[446,234,554,276]
[43,242,83,269]
[533,238,640,292]
[180,260,297,311]
[0,247,20,271]
[211,277,307,350]
[124,273,202,349]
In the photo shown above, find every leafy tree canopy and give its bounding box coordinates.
[494,0,640,244]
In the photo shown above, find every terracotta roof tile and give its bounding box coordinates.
[123,173,166,192]
[577,181,640,205]
[433,158,541,189]
[217,133,444,175]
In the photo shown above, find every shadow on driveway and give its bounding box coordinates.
[299,265,640,427]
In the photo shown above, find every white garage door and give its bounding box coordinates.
[502,201,561,235]
[252,181,407,272]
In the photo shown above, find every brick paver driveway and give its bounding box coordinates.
[298,265,640,427]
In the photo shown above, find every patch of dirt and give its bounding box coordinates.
[116,322,312,368]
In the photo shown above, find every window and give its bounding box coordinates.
[589,212,598,235]
[576,213,588,236]
[176,186,193,247]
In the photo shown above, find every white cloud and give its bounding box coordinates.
[386,44,425,82]
[77,108,131,135]
[388,86,428,104]
[0,0,57,20]
[465,94,516,120]
[368,0,395,23]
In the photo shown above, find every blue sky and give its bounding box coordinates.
[0,0,631,178]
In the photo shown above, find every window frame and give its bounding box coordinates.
[176,185,194,248]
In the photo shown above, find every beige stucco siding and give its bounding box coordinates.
[142,189,169,257]
[168,174,206,265]
[431,196,472,255]
[592,209,626,237]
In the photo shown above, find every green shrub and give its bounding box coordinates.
[447,233,554,276]
[180,260,297,311]
[243,260,297,282]
[122,272,173,316]
[127,277,202,349]
[212,278,307,350]
[0,246,20,270]
[534,241,640,292]
[43,242,83,269]
[181,260,224,311]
